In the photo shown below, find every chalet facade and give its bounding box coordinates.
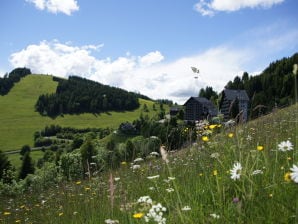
[184,97,217,122]
[219,89,249,121]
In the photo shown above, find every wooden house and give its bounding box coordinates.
[219,89,249,121]
[183,97,217,122]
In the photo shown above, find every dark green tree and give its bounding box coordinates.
[19,152,35,179]
[230,97,240,119]
[80,140,96,165]
[125,140,135,161]
[0,150,12,181]
[198,86,218,100]
[72,137,84,150]
[20,145,31,156]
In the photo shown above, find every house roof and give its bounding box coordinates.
[184,97,218,116]
[223,89,249,101]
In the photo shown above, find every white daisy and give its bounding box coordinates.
[132,164,141,170]
[166,188,174,193]
[210,213,220,219]
[134,157,144,163]
[230,162,242,180]
[290,164,298,183]
[252,169,263,175]
[147,175,160,180]
[210,152,220,159]
[278,140,294,152]
[105,219,119,224]
[181,206,191,211]
[150,151,160,156]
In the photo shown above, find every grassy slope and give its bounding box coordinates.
[0,75,165,152]
[0,104,297,224]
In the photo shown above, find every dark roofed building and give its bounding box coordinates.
[170,107,180,117]
[184,97,217,121]
[219,89,249,121]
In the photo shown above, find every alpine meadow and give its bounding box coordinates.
[1,0,298,222]
[0,53,298,223]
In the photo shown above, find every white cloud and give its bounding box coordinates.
[5,39,263,104]
[195,0,284,16]
[9,25,298,104]
[10,40,101,77]
[26,0,79,15]
[138,51,164,67]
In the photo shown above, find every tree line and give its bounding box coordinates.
[198,52,298,118]
[0,68,31,95]
[35,76,140,116]
[225,52,298,117]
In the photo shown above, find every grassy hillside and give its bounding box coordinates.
[0,75,166,152]
[0,104,297,223]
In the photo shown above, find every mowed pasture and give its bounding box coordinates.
[0,75,165,152]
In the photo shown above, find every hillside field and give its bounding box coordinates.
[0,103,297,223]
[0,75,166,152]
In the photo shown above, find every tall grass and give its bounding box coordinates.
[0,104,297,223]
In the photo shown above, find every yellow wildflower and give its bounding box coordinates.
[257,145,264,151]
[209,124,217,129]
[269,193,273,198]
[84,187,91,191]
[15,220,21,223]
[133,212,144,219]
[228,133,234,138]
[287,157,292,161]
[202,136,209,142]
[3,212,11,215]
[76,181,81,185]
[213,170,218,176]
[284,172,291,182]
[199,173,203,176]
[59,212,63,217]
[121,161,127,165]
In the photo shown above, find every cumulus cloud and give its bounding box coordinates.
[6,40,259,104]
[138,51,164,67]
[195,0,284,16]
[26,0,79,15]
[10,40,102,77]
[9,40,166,93]
[9,25,297,104]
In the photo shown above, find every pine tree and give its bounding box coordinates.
[0,150,12,180]
[19,152,35,179]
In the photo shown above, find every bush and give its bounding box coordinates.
[34,137,53,147]
[24,162,61,191]
[59,150,83,180]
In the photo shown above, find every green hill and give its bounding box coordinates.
[0,103,297,223]
[0,74,166,152]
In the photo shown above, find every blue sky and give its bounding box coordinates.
[0,0,297,103]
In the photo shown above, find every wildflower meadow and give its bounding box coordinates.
[0,104,297,223]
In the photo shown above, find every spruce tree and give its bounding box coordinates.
[19,152,35,179]
[0,150,12,180]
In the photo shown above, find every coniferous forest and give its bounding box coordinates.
[224,52,298,117]
[198,53,298,118]
[0,68,31,95]
[35,76,140,116]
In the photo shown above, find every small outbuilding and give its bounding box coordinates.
[183,97,218,122]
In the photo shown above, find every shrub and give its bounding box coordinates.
[59,150,83,180]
